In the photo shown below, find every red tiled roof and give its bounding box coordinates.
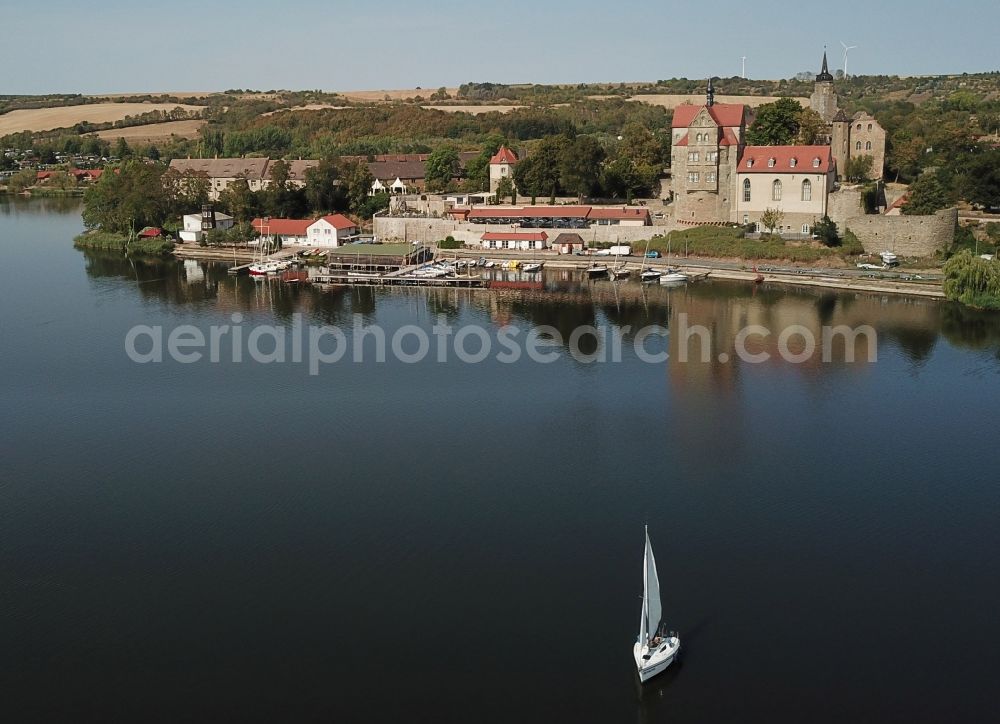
[671,103,745,129]
[251,217,311,236]
[738,146,834,174]
[721,128,740,146]
[317,214,357,230]
[468,206,591,220]
[490,146,518,164]
[586,207,651,222]
[481,231,548,241]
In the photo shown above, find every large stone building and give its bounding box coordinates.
[669,55,888,233]
[671,80,833,232]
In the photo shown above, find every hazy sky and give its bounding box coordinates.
[3,0,998,94]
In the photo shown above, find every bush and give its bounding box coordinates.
[841,229,865,255]
[438,235,463,249]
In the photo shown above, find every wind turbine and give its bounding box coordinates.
[741,56,747,79]
[841,41,858,78]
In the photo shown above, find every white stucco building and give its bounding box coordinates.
[735,146,836,234]
[306,214,359,247]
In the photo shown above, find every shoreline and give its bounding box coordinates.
[172,243,946,299]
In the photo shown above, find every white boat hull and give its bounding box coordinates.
[633,636,680,683]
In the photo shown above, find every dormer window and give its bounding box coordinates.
[746,159,754,168]
[812,157,821,168]
[768,158,776,168]
[790,158,797,168]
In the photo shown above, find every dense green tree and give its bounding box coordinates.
[495,175,516,204]
[113,137,131,159]
[304,158,341,213]
[82,160,170,234]
[217,178,259,221]
[339,158,376,214]
[746,98,821,146]
[812,215,841,247]
[513,136,564,202]
[959,148,1000,210]
[425,147,460,191]
[903,173,952,215]
[559,135,605,200]
[602,156,642,201]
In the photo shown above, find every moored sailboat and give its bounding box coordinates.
[633,526,680,683]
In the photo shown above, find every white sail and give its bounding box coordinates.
[642,527,662,644]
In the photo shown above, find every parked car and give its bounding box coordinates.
[645,251,661,258]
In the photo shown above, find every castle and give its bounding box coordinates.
[669,53,887,234]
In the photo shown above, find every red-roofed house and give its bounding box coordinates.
[489,146,519,194]
[480,231,548,250]
[307,214,359,247]
[736,146,836,234]
[252,218,312,245]
[586,207,652,226]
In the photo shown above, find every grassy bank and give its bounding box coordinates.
[641,227,859,264]
[74,231,175,255]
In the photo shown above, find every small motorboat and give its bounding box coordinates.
[523,262,543,273]
[640,269,663,283]
[484,260,496,268]
[610,266,631,280]
[586,264,609,279]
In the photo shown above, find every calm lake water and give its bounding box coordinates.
[2,197,999,723]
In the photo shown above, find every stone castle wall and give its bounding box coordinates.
[374,217,664,246]
[845,208,957,257]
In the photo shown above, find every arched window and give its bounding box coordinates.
[868,123,873,131]
[866,141,872,151]
[856,141,862,151]
[743,178,751,202]
[801,179,812,202]
[772,179,782,201]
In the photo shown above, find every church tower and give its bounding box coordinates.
[810,51,838,124]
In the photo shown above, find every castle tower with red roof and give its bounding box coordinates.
[489,145,518,194]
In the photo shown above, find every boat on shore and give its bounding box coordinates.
[633,527,681,683]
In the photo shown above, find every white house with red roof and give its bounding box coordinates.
[735,146,835,233]
[306,214,359,247]
[479,231,548,250]
[251,217,312,246]
[670,78,842,235]
[489,146,518,194]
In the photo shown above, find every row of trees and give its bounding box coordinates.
[80,158,387,236]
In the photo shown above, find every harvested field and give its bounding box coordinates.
[421,105,523,114]
[261,104,350,116]
[336,88,459,102]
[0,103,203,135]
[603,94,809,109]
[93,119,207,142]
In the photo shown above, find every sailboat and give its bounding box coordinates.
[633,527,680,683]
[658,235,688,285]
[639,237,662,282]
